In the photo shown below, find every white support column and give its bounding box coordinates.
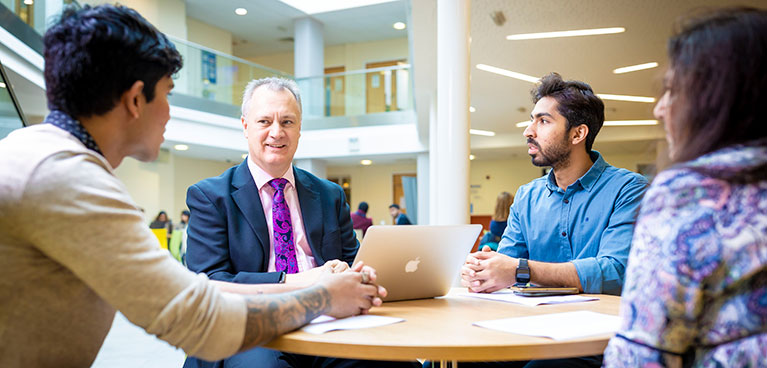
[294,159,327,179]
[434,0,471,225]
[428,94,439,225]
[417,152,430,225]
[294,17,324,118]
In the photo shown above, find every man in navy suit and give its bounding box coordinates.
[389,204,413,225]
[184,77,418,368]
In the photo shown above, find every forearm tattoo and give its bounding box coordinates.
[239,284,331,351]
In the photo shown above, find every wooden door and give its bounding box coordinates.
[324,66,345,116]
[366,60,404,113]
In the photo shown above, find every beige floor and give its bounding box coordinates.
[92,312,187,367]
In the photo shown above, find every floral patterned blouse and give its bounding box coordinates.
[603,143,767,367]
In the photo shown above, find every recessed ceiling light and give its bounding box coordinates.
[174,144,189,151]
[393,22,406,30]
[506,27,625,41]
[469,106,476,113]
[0,82,6,88]
[469,154,476,160]
[241,153,248,159]
[278,0,396,15]
[235,8,247,15]
[476,64,540,83]
[597,94,655,103]
[470,129,496,137]
[613,62,659,74]
[23,0,33,5]
[516,119,658,128]
[360,159,373,165]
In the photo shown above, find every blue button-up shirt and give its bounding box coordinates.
[498,151,648,295]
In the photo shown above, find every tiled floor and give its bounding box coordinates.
[92,312,187,368]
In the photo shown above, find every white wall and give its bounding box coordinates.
[467,149,657,215]
[326,162,417,226]
[186,17,232,54]
[248,37,409,75]
[113,152,234,225]
[81,0,187,39]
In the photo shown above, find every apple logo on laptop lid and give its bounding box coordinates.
[405,257,420,273]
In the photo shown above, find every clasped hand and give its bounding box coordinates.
[460,246,518,293]
[316,261,387,318]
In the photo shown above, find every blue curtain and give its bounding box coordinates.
[402,176,417,224]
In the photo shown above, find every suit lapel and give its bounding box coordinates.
[231,161,270,258]
[294,167,323,262]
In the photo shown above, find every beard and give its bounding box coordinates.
[528,136,571,170]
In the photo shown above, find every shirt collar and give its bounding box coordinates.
[246,156,295,190]
[545,150,607,193]
[577,151,608,192]
[44,110,103,156]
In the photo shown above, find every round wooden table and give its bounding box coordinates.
[265,288,621,366]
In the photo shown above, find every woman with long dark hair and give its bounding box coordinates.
[604,7,767,367]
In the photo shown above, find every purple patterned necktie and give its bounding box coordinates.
[269,178,298,273]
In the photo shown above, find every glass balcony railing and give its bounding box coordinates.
[0,0,414,129]
[168,35,290,107]
[296,64,413,120]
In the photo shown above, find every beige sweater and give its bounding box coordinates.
[0,124,246,367]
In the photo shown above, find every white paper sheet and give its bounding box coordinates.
[463,290,598,306]
[474,311,621,340]
[302,315,405,335]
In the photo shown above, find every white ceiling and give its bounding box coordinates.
[179,0,767,166]
[183,0,408,58]
[467,0,767,135]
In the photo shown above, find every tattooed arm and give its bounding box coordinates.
[236,270,382,352]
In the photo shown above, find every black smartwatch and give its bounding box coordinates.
[515,258,530,285]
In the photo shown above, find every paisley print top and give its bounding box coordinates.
[603,142,767,367]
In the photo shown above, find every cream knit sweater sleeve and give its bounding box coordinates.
[14,148,246,360]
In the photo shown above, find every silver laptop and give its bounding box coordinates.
[353,224,482,302]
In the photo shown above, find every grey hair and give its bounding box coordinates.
[241,77,302,117]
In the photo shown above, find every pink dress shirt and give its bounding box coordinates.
[247,159,317,272]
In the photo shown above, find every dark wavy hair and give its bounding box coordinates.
[531,73,605,153]
[667,7,767,179]
[43,4,182,119]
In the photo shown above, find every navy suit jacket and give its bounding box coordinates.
[185,161,359,284]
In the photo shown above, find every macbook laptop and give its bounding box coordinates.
[352,224,482,302]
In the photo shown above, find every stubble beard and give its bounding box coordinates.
[529,136,571,171]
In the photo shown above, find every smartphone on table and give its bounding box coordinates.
[513,286,579,297]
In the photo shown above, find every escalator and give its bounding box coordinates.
[0,56,27,139]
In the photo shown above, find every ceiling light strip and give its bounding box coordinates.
[597,94,655,103]
[476,64,540,83]
[507,27,625,41]
[613,62,658,74]
[470,129,496,136]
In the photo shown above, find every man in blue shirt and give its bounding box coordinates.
[459,72,647,368]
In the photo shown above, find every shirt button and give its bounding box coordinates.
[563,199,569,204]
[561,231,567,236]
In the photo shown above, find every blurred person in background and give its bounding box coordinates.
[478,192,514,251]
[351,201,373,237]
